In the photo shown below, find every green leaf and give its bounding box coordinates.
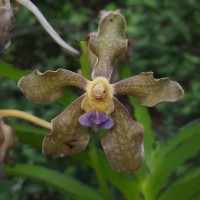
[57,88,78,106]
[0,62,30,81]
[119,62,132,80]
[154,121,200,160]
[186,192,200,200]
[11,123,47,148]
[158,167,200,200]
[80,41,91,80]
[4,164,102,200]
[88,137,112,200]
[144,122,200,199]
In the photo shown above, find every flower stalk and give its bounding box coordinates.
[15,0,81,57]
[0,109,51,130]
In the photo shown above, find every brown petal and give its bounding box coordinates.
[89,11,127,81]
[101,98,144,173]
[113,72,184,107]
[18,68,89,103]
[0,118,18,163]
[42,95,90,157]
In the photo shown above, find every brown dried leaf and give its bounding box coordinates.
[101,98,144,173]
[0,0,14,49]
[18,68,89,103]
[42,95,90,157]
[113,72,184,107]
[0,118,17,164]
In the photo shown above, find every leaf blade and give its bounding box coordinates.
[0,62,30,81]
[4,164,102,200]
[145,122,200,199]
[158,167,200,200]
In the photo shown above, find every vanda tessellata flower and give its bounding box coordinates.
[18,11,184,172]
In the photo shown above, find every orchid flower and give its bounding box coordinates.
[0,0,14,49]
[18,11,184,172]
[0,118,18,178]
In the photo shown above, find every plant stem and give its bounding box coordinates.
[88,134,112,200]
[0,109,51,130]
[15,0,81,57]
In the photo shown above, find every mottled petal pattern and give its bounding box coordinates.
[18,68,89,103]
[42,95,90,157]
[89,11,127,81]
[113,72,184,107]
[101,98,144,173]
[79,110,114,129]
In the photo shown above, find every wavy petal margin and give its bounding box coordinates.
[18,68,89,103]
[101,98,144,173]
[42,95,90,157]
[113,72,184,107]
[89,11,127,81]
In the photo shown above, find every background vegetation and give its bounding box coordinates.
[0,0,200,199]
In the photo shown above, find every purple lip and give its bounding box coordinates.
[79,110,114,130]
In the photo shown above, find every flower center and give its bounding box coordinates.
[92,83,107,99]
[81,77,114,115]
[86,77,113,99]
[79,110,114,130]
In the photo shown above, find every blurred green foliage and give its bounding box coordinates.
[0,0,200,199]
